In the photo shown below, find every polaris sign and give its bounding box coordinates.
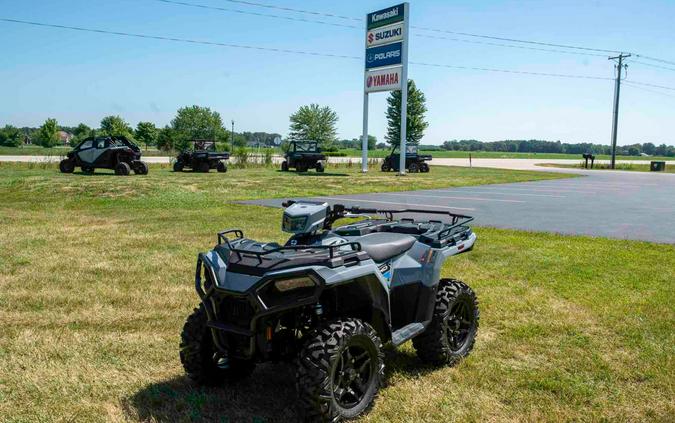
[365,42,402,70]
[366,22,404,47]
[367,3,405,30]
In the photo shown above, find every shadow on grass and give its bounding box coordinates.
[275,170,349,177]
[124,363,299,423]
[124,349,433,422]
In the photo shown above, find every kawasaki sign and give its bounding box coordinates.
[367,3,405,30]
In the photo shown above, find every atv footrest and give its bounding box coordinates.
[391,322,426,346]
[206,320,253,337]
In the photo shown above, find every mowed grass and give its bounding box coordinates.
[539,162,675,173]
[0,164,673,422]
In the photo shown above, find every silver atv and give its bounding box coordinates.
[180,200,480,422]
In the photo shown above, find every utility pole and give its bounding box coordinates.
[231,120,235,148]
[608,53,630,169]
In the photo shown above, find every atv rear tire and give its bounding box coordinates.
[408,162,419,173]
[180,304,255,385]
[173,161,184,172]
[281,161,289,172]
[296,318,384,422]
[115,162,130,176]
[316,162,325,173]
[420,163,430,173]
[413,279,479,366]
[198,162,210,173]
[59,159,75,173]
[381,162,390,172]
[217,161,227,173]
[134,161,149,175]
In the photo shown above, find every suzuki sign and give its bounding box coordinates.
[366,21,404,48]
[365,66,402,93]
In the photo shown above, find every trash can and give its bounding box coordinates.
[650,161,666,172]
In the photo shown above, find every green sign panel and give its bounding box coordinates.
[367,3,405,30]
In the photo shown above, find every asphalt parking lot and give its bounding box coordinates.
[245,170,675,244]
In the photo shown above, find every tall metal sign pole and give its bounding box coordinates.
[608,53,630,169]
[362,3,409,174]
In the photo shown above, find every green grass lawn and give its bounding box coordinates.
[539,162,674,173]
[0,164,672,422]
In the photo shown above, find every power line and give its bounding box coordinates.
[630,59,675,72]
[634,54,675,67]
[1,17,620,83]
[154,0,359,29]
[623,81,675,99]
[409,61,613,80]
[0,18,361,60]
[221,0,361,22]
[413,33,607,57]
[625,80,675,91]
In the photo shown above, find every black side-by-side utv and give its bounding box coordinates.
[281,141,326,172]
[174,140,230,173]
[59,136,148,175]
[381,145,432,173]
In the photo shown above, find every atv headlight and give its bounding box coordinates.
[282,214,308,233]
[274,276,315,292]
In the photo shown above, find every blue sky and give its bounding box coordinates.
[1,0,673,145]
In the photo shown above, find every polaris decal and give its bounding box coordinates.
[378,262,392,282]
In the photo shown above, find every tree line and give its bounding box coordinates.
[440,139,675,157]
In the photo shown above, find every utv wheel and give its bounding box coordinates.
[408,163,419,173]
[217,161,227,173]
[281,161,289,172]
[381,162,390,172]
[420,163,430,173]
[296,318,384,422]
[115,162,131,176]
[59,159,75,173]
[198,161,210,173]
[316,162,325,173]
[173,161,184,172]
[413,279,479,366]
[180,305,255,385]
[134,161,149,175]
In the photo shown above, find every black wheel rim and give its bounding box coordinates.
[332,343,374,409]
[444,297,475,352]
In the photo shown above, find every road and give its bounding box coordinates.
[245,170,675,244]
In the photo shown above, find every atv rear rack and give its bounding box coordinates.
[217,228,362,263]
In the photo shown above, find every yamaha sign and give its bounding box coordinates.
[365,66,402,93]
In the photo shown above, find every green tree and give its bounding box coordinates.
[72,123,94,144]
[100,115,133,138]
[385,80,429,147]
[36,118,59,148]
[171,105,226,151]
[135,121,158,150]
[288,104,339,149]
[156,126,177,151]
[0,125,22,147]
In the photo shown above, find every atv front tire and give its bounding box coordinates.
[316,162,325,173]
[217,161,227,173]
[296,318,384,422]
[180,305,255,385]
[281,161,288,171]
[173,161,184,172]
[115,162,130,176]
[134,161,149,175]
[59,159,75,173]
[408,162,419,173]
[413,279,479,366]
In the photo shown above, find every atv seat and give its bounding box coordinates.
[358,232,416,262]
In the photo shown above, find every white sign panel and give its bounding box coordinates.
[365,66,402,93]
[366,21,404,48]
